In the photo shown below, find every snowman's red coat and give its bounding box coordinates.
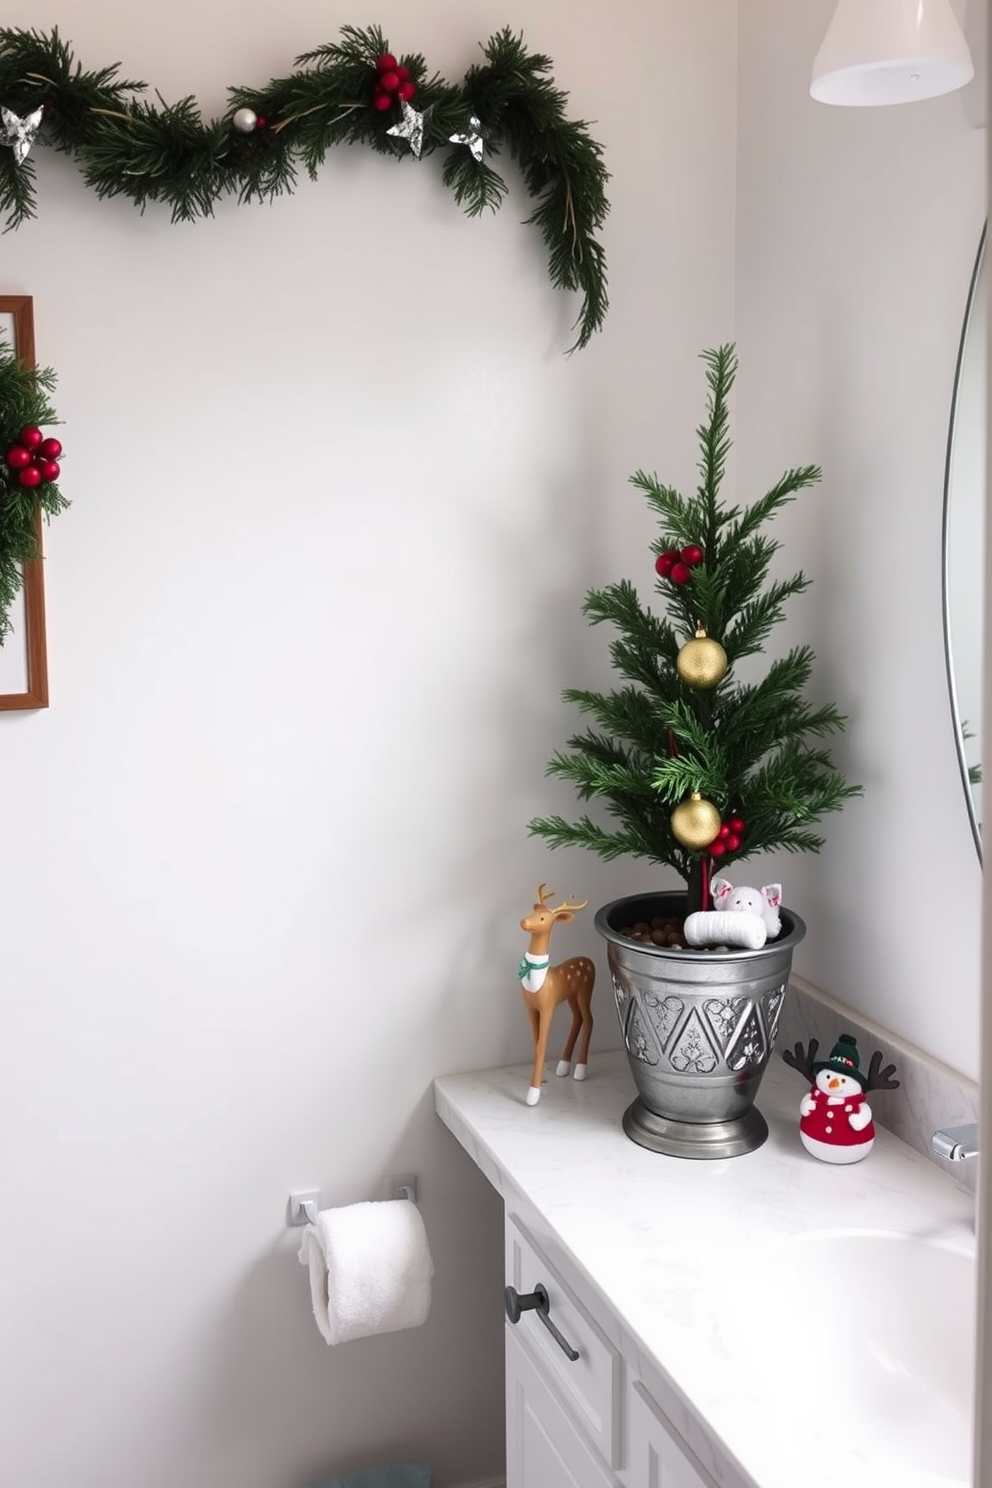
[799,1087,875,1148]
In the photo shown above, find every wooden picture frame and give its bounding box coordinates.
[0,295,49,710]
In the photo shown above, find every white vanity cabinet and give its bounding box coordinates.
[435,1053,977,1488]
[504,1212,717,1488]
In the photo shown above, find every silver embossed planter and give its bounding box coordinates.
[595,891,807,1160]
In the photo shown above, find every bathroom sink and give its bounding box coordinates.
[722,1231,975,1484]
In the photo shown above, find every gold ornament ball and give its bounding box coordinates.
[677,628,728,689]
[671,792,722,850]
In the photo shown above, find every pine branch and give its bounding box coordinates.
[652,701,729,796]
[550,749,663,800]
[724,656,849,757]
[475,28,610,350]
[652,753,725,804]
[632,473,693,538]
[441,149,507,216]
[723,576,811,660]
[80,100,234,220]
[584,580,680,654]
[607,634,678,693]
[716,533,781,630]
[729,465,821,544]
[696,345,736,534]
[0,152,36,230]
[527,814,651,862]
[733,738,862,855]
[562,685,669,754]
[295,24,391,70]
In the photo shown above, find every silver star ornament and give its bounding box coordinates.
[448,115,489,163]
[386,100,432,160]
[0,105,44,166]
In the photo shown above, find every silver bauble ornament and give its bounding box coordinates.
[232,108,258,134]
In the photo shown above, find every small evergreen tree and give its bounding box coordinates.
[529,345,861,916]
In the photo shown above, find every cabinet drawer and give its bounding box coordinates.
[506,1327,619,1488]
[505,1216,621,1469]
[628,1381,718,1488]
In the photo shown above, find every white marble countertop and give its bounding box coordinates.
[434,1051,976,1488]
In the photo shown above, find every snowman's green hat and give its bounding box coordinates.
[813,1033,867,1089]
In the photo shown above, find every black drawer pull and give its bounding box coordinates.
[504,1283,580,1362]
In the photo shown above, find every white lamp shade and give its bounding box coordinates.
[811,0,974,106]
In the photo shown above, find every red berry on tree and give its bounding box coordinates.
[372,90,392,111]
[254,115,268,130]
[19,426,43,451]
[6,445,31,469]
[655,548,679,577]
[396,65,411,80]
[718,824,730,839]
[379,70,400,92]
[709,840,726,857]
[728,816,745,833]
[38,437,62,460]
[681,544,704,567]
[17,466,42,488]
[670,562,692,585]
[376,53,398,72]
[724,833,741,852]
[397,81,416,101]
[36,459,60,483]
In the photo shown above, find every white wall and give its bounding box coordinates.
[733,0,985,1077]
[0,3,737,1486]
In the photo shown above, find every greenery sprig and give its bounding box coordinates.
[0,343,66,640]
[0,24,610,349]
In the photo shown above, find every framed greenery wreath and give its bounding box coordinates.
[0,302,64,697]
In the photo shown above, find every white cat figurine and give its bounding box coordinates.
[683,879,782,950]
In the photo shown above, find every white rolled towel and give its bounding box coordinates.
[684,909,767,950]
[298,1199,434,1346]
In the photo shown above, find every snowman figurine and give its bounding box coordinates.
[783,1033,900,1165]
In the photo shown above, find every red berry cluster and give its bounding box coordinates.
[372,53,416,111]
[5,426,61,489]
[710,814,745,859]
[655,544,703,586]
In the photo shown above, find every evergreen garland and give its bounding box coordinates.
[0,25,610,350]
[529,345,862,910]
[0,344,66,640]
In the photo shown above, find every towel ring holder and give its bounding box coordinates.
[289,1191,320,1227]
[288,1177,418,1227]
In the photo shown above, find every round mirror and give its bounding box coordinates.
[943,226,985,858]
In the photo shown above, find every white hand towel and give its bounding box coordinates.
[298,1199,434,1346]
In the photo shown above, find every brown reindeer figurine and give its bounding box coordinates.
[518,884,596,1106]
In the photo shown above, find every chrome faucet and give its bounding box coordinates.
[931,1124,979,1162]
